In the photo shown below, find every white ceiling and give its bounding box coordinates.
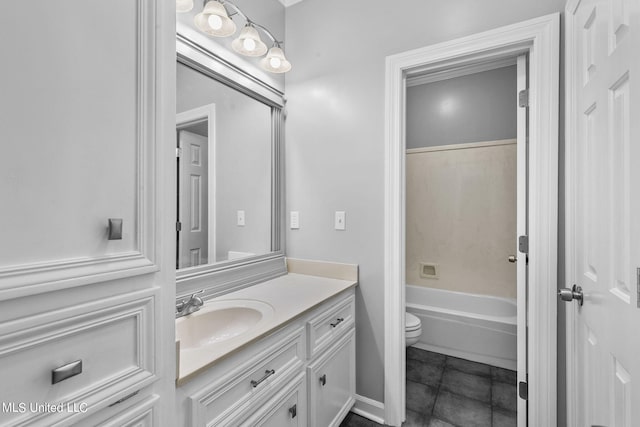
[277,0,305,7]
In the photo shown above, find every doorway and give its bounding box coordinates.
[383,14,560,427]
[402,57,525,426]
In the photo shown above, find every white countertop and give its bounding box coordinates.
[176,271,357,385]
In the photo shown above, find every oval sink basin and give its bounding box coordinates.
[176,299,274,350]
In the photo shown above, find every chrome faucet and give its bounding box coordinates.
[176,290,204,317]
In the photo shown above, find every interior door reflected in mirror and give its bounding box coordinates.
[176,62,272,270]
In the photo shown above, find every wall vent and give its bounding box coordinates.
[419,263,439,279]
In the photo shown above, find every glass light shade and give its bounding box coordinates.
[194,1,236,37]
[231,25,267,57]
[260,46,291,73]
[176,0,194,13]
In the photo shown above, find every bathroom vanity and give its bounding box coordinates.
[175,262,357,427]
[171,14,360,426]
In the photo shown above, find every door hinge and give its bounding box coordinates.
[519,90,529,108]
[176,147,182,158]
[176,221,182,232]
[519,235,528,254]
[518,381,528,400]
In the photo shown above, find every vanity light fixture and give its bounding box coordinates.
[261,45,291,73]
[176,0,194,13]
[232,24,268,57]
[193,0,236,37]
[178,0,292,73]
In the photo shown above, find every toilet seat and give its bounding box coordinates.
[405,312,422,346]
[405,312,421,331]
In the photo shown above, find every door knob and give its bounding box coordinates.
[508,255,517,263]
[558,284,583,306]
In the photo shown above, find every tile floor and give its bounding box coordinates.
[339,347,518,427]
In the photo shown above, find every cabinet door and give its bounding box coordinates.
[0,0,159,297]
[308,329,355,427]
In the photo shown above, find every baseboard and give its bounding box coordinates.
[412,342,517,371]
[351,394,385,424]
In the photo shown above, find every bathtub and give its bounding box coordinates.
[406,284,517,370]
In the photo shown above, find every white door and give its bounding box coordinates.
[178,130,209,268]
[515,54,528,427]
[566,0,640,425]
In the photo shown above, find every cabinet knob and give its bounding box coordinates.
[108,218,123,240]
[319,374,327,386]
[288,404,297,418]
[51,360,82,384]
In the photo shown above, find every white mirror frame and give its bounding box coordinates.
[176,34,286,299]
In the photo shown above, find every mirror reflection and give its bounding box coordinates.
[176,61,272,269]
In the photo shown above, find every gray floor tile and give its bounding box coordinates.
[427,418,456,427]
[433,390,492,427]
[340,352,519,427]
[493,408,517,427]
[406,380,438,415]
[402,409,429,427]
[407,358,444,387]
[492,381,518,412]
[491,366,517,385]
[445,356,491,377]
[407,347,446,367]
[339,412,384,427]
[440,368,491,403]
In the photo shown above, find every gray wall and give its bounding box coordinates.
[284,0,566,412]
[406,66,517,148]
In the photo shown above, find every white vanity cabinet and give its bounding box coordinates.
[176,286,356,427]
[0,0,174,425]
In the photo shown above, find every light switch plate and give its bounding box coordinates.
[290,211,299,229]
[334,211,346,230]
[237,210,245,226]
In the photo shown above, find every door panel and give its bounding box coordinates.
[567,0,640,424]
[178,130,209,268]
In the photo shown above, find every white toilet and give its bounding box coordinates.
[405,312,422,346]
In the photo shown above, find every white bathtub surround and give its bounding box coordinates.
[405,139,517,299]
[406,285,516,370]
[176,265,357,384]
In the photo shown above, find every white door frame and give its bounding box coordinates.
[563,4,579,426]
[383,13,560,426]
[177,104,217,265]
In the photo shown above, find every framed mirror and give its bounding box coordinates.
[176,34,285,295]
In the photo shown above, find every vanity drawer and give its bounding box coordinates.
[239,372,306,427]
[0,289,157,427]
[307,293,355,359]
[190,327,305,427]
